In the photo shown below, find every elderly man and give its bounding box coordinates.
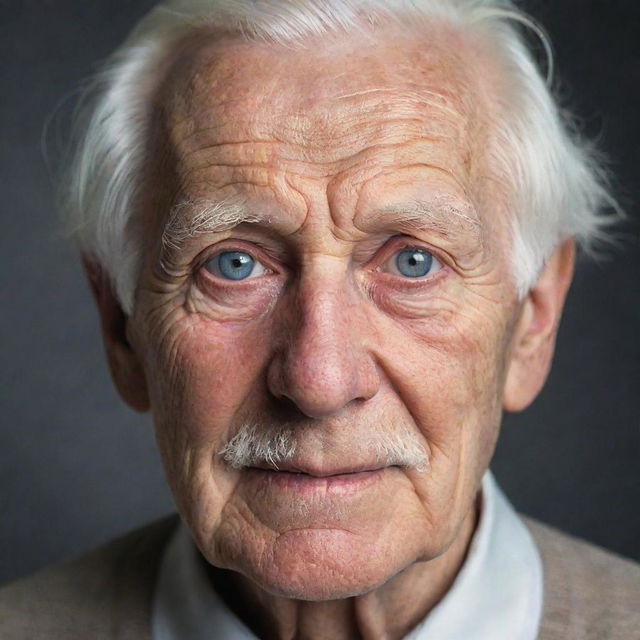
[1,0,638,638]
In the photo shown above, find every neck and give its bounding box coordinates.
[205,501,479,640]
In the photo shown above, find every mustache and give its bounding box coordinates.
[218,421,429,472]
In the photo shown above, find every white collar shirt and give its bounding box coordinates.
[152,470,543,640]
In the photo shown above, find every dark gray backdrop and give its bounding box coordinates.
[1,0,638,585]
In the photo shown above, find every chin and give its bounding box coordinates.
[264,580,379,602]
[236,528,410,601]
[255,566,390,602]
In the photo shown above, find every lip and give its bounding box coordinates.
[245,466,389,496]
[249,462,387,477]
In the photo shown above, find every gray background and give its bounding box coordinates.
[1,0,638,585]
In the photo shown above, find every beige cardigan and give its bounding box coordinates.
[1,515,638,639]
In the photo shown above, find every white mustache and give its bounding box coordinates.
[218,422,429,472]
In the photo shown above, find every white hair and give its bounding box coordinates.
[218,420,429,471]
[61,0,617,313]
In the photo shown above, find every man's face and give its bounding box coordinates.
[128,26,520,599]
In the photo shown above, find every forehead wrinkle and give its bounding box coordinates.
[279,86,470,160]
[332,86,468,124]
[173,129,466,184]
[177,110,457,153]
[158,49,487,203]
[165,59,475,165]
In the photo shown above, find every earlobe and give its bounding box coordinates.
[82,257,150,413]
[503,239,575,412]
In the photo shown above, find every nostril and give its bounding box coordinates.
[270,394,308,420]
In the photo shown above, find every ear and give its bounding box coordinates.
[82,257,150,412]
[503,239,575,412]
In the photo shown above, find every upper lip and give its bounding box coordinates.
[250,462,388,477]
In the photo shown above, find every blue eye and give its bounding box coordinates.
[392,248,440,278]
[205,251,265,280]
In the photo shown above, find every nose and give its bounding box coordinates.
[266,272,380,418]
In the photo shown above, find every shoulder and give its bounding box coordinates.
[521,516,640,640]
[0,515,179,640]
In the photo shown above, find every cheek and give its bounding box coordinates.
[148,313,272,439]
[371,296,510,530]
[141,312,275,535]
[379,301,508,429]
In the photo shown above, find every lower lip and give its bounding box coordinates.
[245,467,387,496]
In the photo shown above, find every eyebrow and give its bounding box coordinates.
[370,199,483,245]
[161,198,269,253]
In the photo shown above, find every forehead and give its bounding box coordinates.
[150,23,496,240]
[161,24,486,157]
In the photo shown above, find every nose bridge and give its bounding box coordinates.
[297,280,353,378]
[268,263,378,418]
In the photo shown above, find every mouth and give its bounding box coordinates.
[245,464,392,496]
[249,462,389,477]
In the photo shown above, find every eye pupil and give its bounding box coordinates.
[396,249,433,278]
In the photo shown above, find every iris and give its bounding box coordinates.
[208,251,256,280]
[395,248,433,278]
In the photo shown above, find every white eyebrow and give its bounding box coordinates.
[161,198,269,254]
[373,199,483,244]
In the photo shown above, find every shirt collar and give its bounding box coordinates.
[152,470,543,640]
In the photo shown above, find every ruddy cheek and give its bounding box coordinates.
[148,310,273,434]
